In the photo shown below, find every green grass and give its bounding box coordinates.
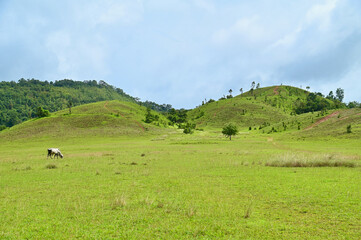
[0,131,360,239]
[0,97,360,239]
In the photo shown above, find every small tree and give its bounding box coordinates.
[251,81,255,90]
[256,83,260,89]
[229,89,233,96]
[240,88,243,94]
[336,88,344,102]
[183,122,195,134]
[347,124,352,133]
[36,107,50,118]
[144,108,159,123]
[67,100,73,114]
[222,123,238,140]
[327,91,335,100]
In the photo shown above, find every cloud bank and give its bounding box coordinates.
[0,0,360,108]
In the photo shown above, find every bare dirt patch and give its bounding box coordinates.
[305,111,339,130]
[273,86,280,95]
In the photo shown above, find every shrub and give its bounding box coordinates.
[347,124,352,133]
[36,107,50,118]
[45,164,57,169]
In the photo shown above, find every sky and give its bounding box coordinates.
[0,0,360,108]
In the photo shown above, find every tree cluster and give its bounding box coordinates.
[294,89,345,114]
[0,79,136,129]
[144,108,159,123]
[166,108,195,134]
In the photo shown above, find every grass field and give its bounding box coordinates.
[1,129,360,239]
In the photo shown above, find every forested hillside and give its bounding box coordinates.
[0,79,170,128]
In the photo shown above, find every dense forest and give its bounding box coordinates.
[0,79,171,128]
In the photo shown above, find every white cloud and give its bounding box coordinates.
[45,30,108,79]
[306,0,338,30]
[212,16,264,45]
[1,0,361,107]
[194,0,215,13]
[45,31,72,74]
[269,0,339,50]
[269,26,303,49]
[72,0,144,28]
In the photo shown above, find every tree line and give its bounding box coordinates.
[0,78,172,129]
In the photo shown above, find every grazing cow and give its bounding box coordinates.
[47,148,63,159]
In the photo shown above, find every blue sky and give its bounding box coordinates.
[1,0,360,108]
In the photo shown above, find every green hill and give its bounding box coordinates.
[0,79,172,129]
[0,100,171,141]
[1,83,357,140]
[188,85,343,132]
[291,108,361,139]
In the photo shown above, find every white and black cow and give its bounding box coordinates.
[47,148,63,159]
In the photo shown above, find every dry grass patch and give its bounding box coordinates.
[265,153,357,168]
[111,195,127,210]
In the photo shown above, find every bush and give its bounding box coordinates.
[183,127,193,134]
[347,124,352,133]
[36,107,50,118]
[182,122,196,134]
[45,164,57,169]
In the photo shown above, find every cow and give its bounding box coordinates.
[47,148,63,159]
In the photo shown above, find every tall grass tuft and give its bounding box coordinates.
[111,195,127,210]
[45,163,57,169]
[265,153,357,168]
[244,196,254,219]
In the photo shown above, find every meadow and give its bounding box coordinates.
[1,129,360,239]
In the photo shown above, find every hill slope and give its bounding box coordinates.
[0,79,172,128]
[188,85,342,132]
[0,79,137,127]
[292,108,361,139]
[0,100,171,141]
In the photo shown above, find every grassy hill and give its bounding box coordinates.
[0,100,172,141]
[1,84,358,140]
[291,108,361,139]
[188,85,342,133]
[0,79,172,128]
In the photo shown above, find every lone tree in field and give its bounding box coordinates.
[222,123,238,140]
[67,100,73,114]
